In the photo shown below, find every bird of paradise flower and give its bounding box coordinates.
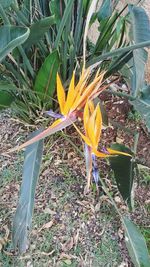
[9,67,131,191]
[73,101,131,192]
[10,68,107,151]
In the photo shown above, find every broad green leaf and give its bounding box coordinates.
[0,0,14,9]
[97,0,112,20]
[0,81,16,109]
[0,25,30,62]
[129,5,150,97]
[49,0,62,25]
[123,217,150,267]
[23,16,55,48]
[12,129,44,253]
[109,143,134,209]
[132,85,150,132]
[34,50,59,102]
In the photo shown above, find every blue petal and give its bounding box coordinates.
[101,147,110,154]
[92,154,100,184]
[45,110,64,119]
[92,167,100,184]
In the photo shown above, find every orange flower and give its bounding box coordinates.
[56,68,105,117]
[73,101,131,158]
[10,68,106,151]
[73,101,131,191]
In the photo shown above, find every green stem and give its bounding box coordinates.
[87,40,150,67]
[100,177,123,218]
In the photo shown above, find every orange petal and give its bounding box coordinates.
[73,122,92,147]
[87,106,97,147]
[83,102,90,135]
[73,75,102,111]
[92,148,109,158]
[64,72,75,114]
[107,148,132,157]
[95,104,102,147]
[57,73,66,114]
[88,100,95,114]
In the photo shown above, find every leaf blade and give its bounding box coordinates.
[12,129,44,253]
[0,25,30,62]
[23,16,55,48]
[109,143,134,209]
[123,217,150,267]
[34,50,59,103]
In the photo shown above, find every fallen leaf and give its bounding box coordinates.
[114,196,121,204]
[0,225,10,251]
[63,259,72,265]
[61,237,74,252]
[38,220,54,232]
[41,250,55,256]
[60,253,78,260]
[44,208,56,215]
[73,229,80,249]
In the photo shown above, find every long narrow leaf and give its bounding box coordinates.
[87,40,150,67]
[123,217,150,267]
[12,129,44,253]
[54,0,74,48]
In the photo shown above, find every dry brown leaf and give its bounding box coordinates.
[60,253,78,260]
[94,202,101,212]
[118,228,124,240]
[114,196,121,204]
[44,208,56,215]
[0,225,10,251]
[61,237,74,252]
[38,220,54,232]
[73,229,80,249]
[41,250,55,256]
